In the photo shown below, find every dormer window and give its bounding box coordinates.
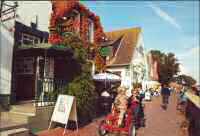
[88,19,94,43]
[21,33,40,45]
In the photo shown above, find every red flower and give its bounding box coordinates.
[49,0,107,70]
[48,33,63,45]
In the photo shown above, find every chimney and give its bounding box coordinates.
[30,15,38,29]
[36,15,38,28]
[31,22,37,29]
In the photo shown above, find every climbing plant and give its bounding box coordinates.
[48,0,106,72]
[59,33,97,124]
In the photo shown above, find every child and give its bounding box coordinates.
[113,87,128,127]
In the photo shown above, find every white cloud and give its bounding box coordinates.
[148,3,182,30]
[179,64,189,75]
[178,46,199,58]
[190,46,199,56]
[179,62,200,84]
[177,46,200,84]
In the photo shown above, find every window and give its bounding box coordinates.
[15,57,34,74]
[88,19,94,42]
[138,46,144,56]
[126,69,130,76]
[21,33,40,45]
[44,58,54,78]
[38,57,54,78]
[136,46,144,57]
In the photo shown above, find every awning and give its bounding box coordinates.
[15,43,73,57]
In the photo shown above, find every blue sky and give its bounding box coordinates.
[82,1,200,83]
[17,1,199,83]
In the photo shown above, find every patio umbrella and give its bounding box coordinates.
[93,72,121,82]
[93,72,121,94]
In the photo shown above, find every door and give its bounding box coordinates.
[14,57,35,101]
[16,75,35,101]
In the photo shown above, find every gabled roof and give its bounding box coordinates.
[15,21,49,38]
[106,27,141,66]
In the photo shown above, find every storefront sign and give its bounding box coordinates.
[49,95,78,134]
[100,47,111,57]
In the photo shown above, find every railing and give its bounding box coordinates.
[184,91,200,136]
[34,78,68,107]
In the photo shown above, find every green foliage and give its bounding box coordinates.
[150,50,180,84]
[177,74,196,87]
[60,33,96,123]
[66,71,96,121]
[62,33,88,63]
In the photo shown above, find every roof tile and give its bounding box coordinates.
[106,27,141,66]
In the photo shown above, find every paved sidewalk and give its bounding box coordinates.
[137,93,188,136]
[37,119,101,136]
[38,93,188,136]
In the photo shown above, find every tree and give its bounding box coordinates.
[150,50,180,84]
[177,74,196,87]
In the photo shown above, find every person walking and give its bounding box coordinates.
[161,84,171,110]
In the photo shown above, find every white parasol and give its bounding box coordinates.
[93,72,121,82]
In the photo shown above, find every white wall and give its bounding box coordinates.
[107,66,132,96]
[106,31,147,96]
[0,20,15,95]
[130,32,147,83]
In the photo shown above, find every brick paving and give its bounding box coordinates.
[137,93,188,136]
[37,92,188,136]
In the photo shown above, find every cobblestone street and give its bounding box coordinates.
[38,92,188,136]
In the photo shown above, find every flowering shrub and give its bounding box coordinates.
[49,0,106,71]
[61,33,97,124]
[48,33,63,45]
[49,0,106,44]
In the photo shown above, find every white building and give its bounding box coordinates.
[0,19,15,107]
[105,27,148,95]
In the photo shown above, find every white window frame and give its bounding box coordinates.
[21,33,40,45]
